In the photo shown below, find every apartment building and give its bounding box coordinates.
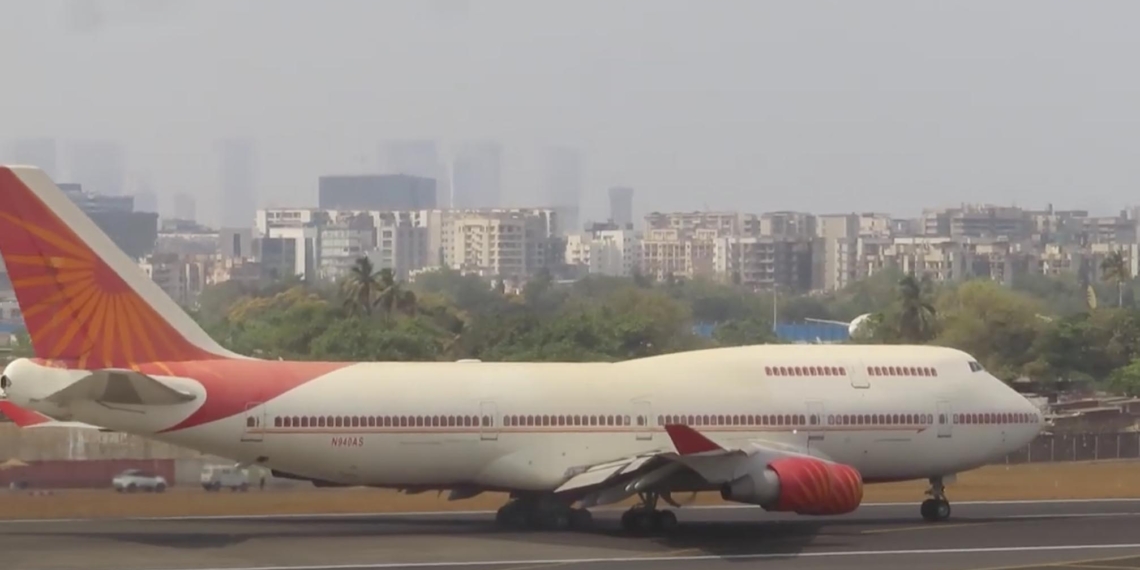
[714,236,812,291]
[447,213,529,279]
[138,253,210,308]
[564,224,641,278]
[644,211,758,237]
[374,214,430,280]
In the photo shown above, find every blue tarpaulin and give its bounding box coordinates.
[693,321,849,343]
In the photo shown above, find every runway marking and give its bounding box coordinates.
[501,548,700,570]
[969,553,1140,570]
[3,498,1140,524]
[141,544,1140,570]
[861,521,992,534]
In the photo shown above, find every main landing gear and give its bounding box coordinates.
[620,492,678,535]
[920,476,952,522]
[494,494,593,531]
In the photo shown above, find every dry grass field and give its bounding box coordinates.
[1,460,1135,521]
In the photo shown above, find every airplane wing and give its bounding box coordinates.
[558,425,829,508]
[0,400,110,430]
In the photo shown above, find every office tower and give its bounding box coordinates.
[67,139,127,195]
[608,186,634,228]
[135,190,158,213]
[173,192,197,222]
[542,146,583,234]
[7,138,58,179]
[379,139,439,179]
[217,138,257,229]
[452,141,502,209]
[318,174,436,210]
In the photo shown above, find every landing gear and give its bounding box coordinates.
[920,476,952,522]
[494,494,593,531]
[620,492,679,535]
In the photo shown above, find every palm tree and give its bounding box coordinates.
[342,257,381,316]
[1100,250,1130,307]
[896,273,937,343]
[374,268,418,319]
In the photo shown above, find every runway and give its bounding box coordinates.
[4,499,1140,570]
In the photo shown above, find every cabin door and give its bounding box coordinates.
[849,364,871,389]
[805,400,826,444]
[479,400,499,441]
[632,400,653,441]
[241,402,265,443]
[936,400,953,439]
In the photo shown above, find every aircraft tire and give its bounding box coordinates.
[569,508,593,530]
[654,510,678,532]
[920,498,951,522]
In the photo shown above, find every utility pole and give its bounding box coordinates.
[772,284,778,333]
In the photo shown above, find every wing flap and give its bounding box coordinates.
[555,453,660,493]
[42,370,197,407]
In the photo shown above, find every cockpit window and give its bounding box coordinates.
[968,361,984,372]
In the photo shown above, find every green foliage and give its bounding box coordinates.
[185,265,1140,396]
[1107,359,1140,397]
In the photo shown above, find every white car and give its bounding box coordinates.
[112,469,168,493]
[200,464,250,492]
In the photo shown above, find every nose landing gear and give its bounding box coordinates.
[920,476,952,522]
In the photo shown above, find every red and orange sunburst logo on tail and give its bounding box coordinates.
[0,167,214,370]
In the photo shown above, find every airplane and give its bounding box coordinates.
[0,164,1043,532]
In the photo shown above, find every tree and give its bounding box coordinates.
[934,280,1046,381]
[895,273,938,343]
[374,268,418,320]
[1101,250,1130,307]
[342,257,382,316]
[1108,359,1140,397]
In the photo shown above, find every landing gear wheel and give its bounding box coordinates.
[921,499,951,522]
[569,508,593,530]
[622,510,655,533]
[921,476,952,522]
[540,510,571,531]
[495,501,530,530]
[654,510,678,533]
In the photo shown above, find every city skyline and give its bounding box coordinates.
[4,1,1140,226]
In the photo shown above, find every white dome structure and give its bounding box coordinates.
[848,313,874,337]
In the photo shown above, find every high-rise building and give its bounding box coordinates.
[135,191,158,214]
[66,140,126,195]
[172,192,197,222]
[379,139,439,179]
[7,138,58,179]
[542,146,583,235]
[61,183,157,260]
[318,174,436,211]
[608,186,633,228]
[217,138,257,229]
[451,141,502,209]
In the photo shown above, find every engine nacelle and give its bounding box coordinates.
[720,456,863,516]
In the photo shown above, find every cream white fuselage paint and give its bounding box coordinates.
[5,344,1042,493]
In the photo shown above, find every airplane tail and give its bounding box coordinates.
[0,165,240,368]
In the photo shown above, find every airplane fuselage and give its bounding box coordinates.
[4,344,1042,493]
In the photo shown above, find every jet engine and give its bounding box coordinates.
[719,456,863,515]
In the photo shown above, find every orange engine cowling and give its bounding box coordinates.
[719,456,863,516]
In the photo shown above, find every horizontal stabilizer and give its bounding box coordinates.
[0,400,108,430]
[42,370,197,407]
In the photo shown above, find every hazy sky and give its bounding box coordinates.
[2,0,1139,225]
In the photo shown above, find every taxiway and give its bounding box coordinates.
[3,499,1140,570]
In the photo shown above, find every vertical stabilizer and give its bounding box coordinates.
[0,165,240,368]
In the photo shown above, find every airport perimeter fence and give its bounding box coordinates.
[999,432,1140,464]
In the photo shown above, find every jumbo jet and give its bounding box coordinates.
[0,165,1042,532]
